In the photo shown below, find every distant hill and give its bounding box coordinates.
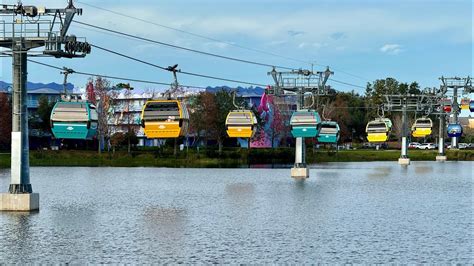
[205,86,265,96]
[0,81,74,92]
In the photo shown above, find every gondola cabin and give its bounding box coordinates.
[366,119,391,142]
[470,100,474,112]
[460,98,470,110]
[290,110,321,138]
[442,98,452,113]
[50,101,98,140]
[317,121,340,143]
[380,118,393,130]
[225,110,257,138]
[140,100,189,138]
[447,124,463,138]
[411,118,433,138]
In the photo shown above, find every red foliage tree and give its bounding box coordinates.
[0,93,12,150]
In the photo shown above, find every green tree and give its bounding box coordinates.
[189,89,252,153]
[214,90,236,154]
[36,95,55,133]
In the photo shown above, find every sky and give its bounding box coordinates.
[0,0,473,94]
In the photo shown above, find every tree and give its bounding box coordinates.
[189,92,215,147]
[322,94,351,141]
[123,88,136,154]
[36,95,55,133]
[391,114,414,140]
[110,132,125,154]
[214,89,246,153]
[269,95,290,148]
[0,93,12,150]
[189,89,245,153]
[408,82,421,94]
[89,77,113,153]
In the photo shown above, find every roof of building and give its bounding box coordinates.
[28,88,62,94]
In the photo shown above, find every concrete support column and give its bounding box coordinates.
[9,48,32,194]
[451,135,458,149]
[451,87,459,149]
[291,89,309,178]
[401,137,408,157]
[436,115,447,161]
[398,103,410,165]
[1,46,39,211]
[291,138,309,178]
[294,137,305,167]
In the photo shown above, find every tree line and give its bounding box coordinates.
[0,77,471,151]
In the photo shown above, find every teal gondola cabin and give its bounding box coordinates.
[290,110,321,138]
[317,121,340,143]
[50,101,98,140]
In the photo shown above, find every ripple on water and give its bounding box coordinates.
[0,162,472,263]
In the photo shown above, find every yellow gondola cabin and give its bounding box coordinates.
[225,110,257,138]
[140,100,189,138]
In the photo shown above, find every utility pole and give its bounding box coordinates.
[0,1,90,211]
[267,67,333,178]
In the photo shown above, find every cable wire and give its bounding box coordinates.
[75,1,312,66]
[329,78,366,89]
[74,1,371,82]
[73,20,295,71]
[72,21,369,87]
[27,59,205,89]
[90,43,267,87]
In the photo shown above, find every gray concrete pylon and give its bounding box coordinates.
[9,45,32,194]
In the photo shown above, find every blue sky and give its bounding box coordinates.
[1,0,472,94]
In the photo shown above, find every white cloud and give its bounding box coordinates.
[203,42,230,50]
[298,42,307,49]
[64,1,470,57]
[380,44,403,55]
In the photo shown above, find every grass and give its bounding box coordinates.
[0,148,472,168]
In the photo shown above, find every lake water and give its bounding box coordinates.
[0,162,472,263]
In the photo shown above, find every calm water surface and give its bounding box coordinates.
[0,162,472,263]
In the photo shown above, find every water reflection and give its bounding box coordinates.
[0,162,472,263]
[367,166,392,179]
[225,183,255,201]
[143,206,187,233]
[414,164,433,175]
[1,212,38,261]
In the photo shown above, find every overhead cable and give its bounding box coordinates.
[74,20,295,71]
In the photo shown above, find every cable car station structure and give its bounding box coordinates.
[439,77,472,150]
[0,0,90,211]
[267,67,333,178]
[382,93,437,165]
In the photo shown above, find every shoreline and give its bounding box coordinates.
[0,149,472,168]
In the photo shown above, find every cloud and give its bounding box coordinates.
[330,32,346,40]
[287,30,305,37]
[380,44,403,55]
[68,1,470,57]
[298,42,307,48]
[202,42,231,50]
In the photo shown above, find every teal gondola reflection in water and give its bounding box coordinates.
[317,121,340,143]
[290,110,321,138]
[50,101,98,140]
[447,123,463,138]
